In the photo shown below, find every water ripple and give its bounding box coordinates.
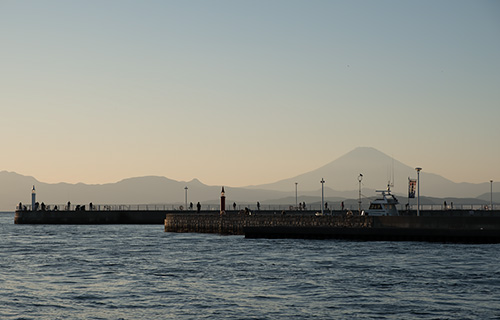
[1,213,500,319]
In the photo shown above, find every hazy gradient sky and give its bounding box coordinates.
[1,0,499,186]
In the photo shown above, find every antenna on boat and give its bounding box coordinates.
[388,156,395,190]
[384,157,395,194]
[392,157,395,186]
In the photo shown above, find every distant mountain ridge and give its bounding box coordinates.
[0,171,292,211]
[246,147,495,199]
[1,147,497,211]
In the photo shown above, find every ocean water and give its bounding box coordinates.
[1,213,499,320]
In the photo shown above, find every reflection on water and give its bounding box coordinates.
[1,213,499,319]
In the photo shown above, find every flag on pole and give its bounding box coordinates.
[408,178,417,198]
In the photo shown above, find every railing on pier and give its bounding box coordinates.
[17,203,325,212]
[405,204,496,211]
[16,202,497,212]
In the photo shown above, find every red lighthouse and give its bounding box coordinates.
[220,186,226,215]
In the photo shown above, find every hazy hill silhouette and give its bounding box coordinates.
[1,147,497,211]
[0,172,290,211]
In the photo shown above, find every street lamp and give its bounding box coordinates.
[320,178,325,215]
[184,186,188,210]
[415,167,422,216]
[358,174,363,214]
[295,182,298,210]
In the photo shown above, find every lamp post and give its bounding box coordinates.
[358,174,363,214]
[320,178,325,215]
[491,180,493,211]
[295,182,298,210]
[184,186,188,211]
[415,167,422,216]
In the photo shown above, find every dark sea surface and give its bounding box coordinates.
[1,213,499,320]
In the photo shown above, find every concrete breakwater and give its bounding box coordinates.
[14,208,318,224]
[165,212,500,242]
[15,208,500,225]
[14,210,169,224]
[164,212,371,235]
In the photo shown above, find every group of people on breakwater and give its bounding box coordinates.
[18,202,57,212]
[185,202,202,212]
[18,201,96,212]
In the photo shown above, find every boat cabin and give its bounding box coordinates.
[365,186,400,216]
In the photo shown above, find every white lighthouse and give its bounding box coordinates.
[31,185,36,211]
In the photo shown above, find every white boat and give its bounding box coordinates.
[365,184,400,216]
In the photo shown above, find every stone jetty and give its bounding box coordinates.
[164,212,500,243]
[15,209,168,224]
[164,212,364,235]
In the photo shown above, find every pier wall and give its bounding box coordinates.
[165,212,500,242]
[372,215,500,230]
[164,212,500,235]
[165,213,374,235]
[14,210,168,224]
[14,209,318,224]
[15,208,500,228]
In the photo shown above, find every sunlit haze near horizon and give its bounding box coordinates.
[1,1,499,186]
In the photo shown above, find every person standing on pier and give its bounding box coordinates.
[197,202,201,213]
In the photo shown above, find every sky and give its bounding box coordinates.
[1,0,499,187]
